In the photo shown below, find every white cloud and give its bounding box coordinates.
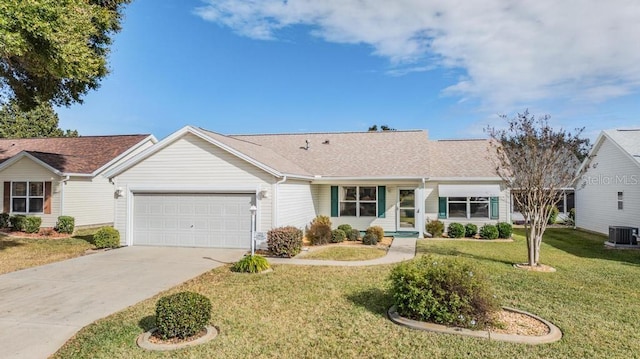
[195,0,640,108]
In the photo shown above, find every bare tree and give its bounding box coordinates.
[487,111,590,266]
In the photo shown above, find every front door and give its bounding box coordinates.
[398,189,416,231]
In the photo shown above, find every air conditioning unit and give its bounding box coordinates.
[608,226,639,245]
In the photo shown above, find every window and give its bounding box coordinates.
[339,186,376,217]
[447,197,490,219]
[618,191,623,210]
[11,181,44,213]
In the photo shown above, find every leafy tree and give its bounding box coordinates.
[0,99,78,138]
[486,110,590,266]
[0,0,131,109]
[368,124,396,131]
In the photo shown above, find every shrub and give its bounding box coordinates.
[389,255,500,329]
[447,222,465,238]
[313,215,332,227]
[362,232,378,245]
[347,228,360,241]
[231,255,271,273]
[569,208,575,221]
[24,216,41,233]
[10,215,27,231]
[465,223,478,238]
[155,291,212,340]
[367,226,385,242]
[426,219,444,237]
[496,222,513,238]
[267,226,303,257]
[55,216,75,234]
[307,216,332,245]
[93,226,121,248]
[479,224,499,240]
[0,213,9,228]
[337,224,353,234]
[331,229,346,243]
[547,205,559,224]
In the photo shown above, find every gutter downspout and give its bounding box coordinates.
[60,175,70,216]
[273,176,287,228]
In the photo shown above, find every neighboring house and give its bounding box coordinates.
[106,126,511,249]
[575,129,640,235]
[0,135,156,228]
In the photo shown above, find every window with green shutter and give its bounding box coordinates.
[490,197,499,219]
[377,186,386,218]
[330,186,339,217]
[438,197,447,219]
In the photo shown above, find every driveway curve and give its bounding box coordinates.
[0,246,244,359]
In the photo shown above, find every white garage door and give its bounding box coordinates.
[133,193,254,248]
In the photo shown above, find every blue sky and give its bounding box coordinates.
[57,0,640,141]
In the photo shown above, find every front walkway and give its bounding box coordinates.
[267,237,417,266]
[0,246,245,359]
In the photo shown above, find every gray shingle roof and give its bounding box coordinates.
[604,129,640,164]
[232,130,432,178]
[428,139,499,178]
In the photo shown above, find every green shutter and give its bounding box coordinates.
[438,197,447,219]
[331,186,339,217]
[377,186,386,218]
[490,197,499,219]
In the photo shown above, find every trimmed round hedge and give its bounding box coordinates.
[155,291,211,339]
[93,226,120,248]
[447,222,465,238]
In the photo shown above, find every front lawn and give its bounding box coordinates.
[298,246,387,261]
[0,228,95,274]
[53,228,640,358]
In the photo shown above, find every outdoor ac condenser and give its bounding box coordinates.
[608,226,639,245]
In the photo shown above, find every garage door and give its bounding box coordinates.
[133,193,254,248]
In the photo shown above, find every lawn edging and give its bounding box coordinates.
[387,305,562,345]
[136,325,218,351]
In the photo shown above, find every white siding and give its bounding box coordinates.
[61,138,156,227]
[316,183,416,232]
[0,157,61,227]
[276,180,317,229]
[576,137,640,234]
[113,133,275,245]
[63,176,114,226]
[424,181,510,230]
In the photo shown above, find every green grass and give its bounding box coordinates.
[53,228,640,358]
[299,246,387,261]
[0,228,96,274]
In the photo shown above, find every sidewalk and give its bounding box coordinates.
[267,237,417,266]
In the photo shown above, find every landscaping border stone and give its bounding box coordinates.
[387,305,562,344]
[136,325,218,351]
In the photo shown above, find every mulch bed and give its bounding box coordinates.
[148,328,208,345]
[0,228,71,239]
[490,310,550,336]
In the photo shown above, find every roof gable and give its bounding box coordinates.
[0,135,154,175]
[577,129,640,174]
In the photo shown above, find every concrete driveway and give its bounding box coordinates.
[0,246,245,359]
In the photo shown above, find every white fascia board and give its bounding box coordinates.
[127,185,259,193]
[427,177,502,182]
[0,151,64,176]
[575,132,605,176]
[312,176,425,182]
[92,135,158,177]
